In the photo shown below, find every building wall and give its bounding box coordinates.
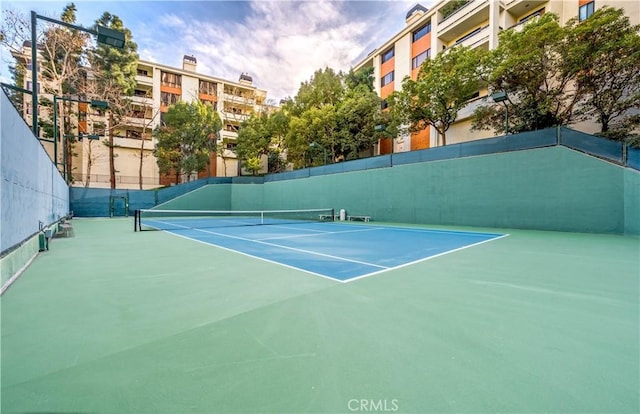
[355,0,639,152]
[13,44,269,188]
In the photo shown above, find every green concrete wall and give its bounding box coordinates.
[157,184,231,211]
[229,147,632,234]
[624,169,640,235]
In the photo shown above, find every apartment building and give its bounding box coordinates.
[354,0,640,154]
[127,56,268,186]
[12,44,269,189]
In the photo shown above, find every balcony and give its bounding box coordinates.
[135,73,153,86]
[456,94,488,120]
[222,111,250,122]
[130,95,153,106]
[438,0,490,43]
[503,0,546,18]
[221,129,238,141]
[122,116,155,128]
[453,25,490,49]
[113,135,155,150]
[223,93,255,105]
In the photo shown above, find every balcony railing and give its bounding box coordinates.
[135,74,153,85]
[113,135,155,149]
[454,24,490,48]
[222,111,250,122]
[223,93,255,105]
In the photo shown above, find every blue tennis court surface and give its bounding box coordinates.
[146,220,507,282]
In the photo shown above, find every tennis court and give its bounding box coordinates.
[136,208,506,282]
[1,217,638,413]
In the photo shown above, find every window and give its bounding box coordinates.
[412,49,431,69]
[381,48,394,63]
[381,71,394,87]
[201,100,217,111]
[137,69,149,76]
[131,109,147,119]
[160,92,180,106]
[199,80,217,96]
[161,71,181,88]
[93,122,106,136]
[26,59,38,71]
[412,23,431,43]
[26,81,40,93]
[126,130,142,139]
[380,99,388,110]
[579,1,594,21]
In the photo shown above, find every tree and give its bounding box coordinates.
[237,109,291,174]
[235,112,270,176]
[472,13,578,134]
[336,83,382,160]
[234,66,382,171]
[0,8,29,111]
[565,7,640,141]
[344,66,375,92]
[86,12,138,188]
[292,67,344,115]
[153,100,222,184]
[1,4,90,177]
[389,45,484,145]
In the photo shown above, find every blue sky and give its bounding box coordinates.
[1,0,434,102]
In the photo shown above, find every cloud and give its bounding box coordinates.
[140,0,413,102]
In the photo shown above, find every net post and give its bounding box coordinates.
[134,209,139,232]
[331,208,335,222]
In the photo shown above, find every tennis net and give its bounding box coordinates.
[134,208,335,231]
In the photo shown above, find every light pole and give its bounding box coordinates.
[53,96,108,181]
[309,142,327,165]
[30,11,125,136]
[491,90,509,135]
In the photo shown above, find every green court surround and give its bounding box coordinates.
[1,218,638,413]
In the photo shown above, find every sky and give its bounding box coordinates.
[1,0,435,103]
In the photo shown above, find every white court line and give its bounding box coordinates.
[147,220,509,283]
[150,227,346,283]
[256,226,384,241]
[153,220,389,270]
[343,233,511,283]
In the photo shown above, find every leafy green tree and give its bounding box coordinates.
[472,13,578,134]
[565,7,640,141]
[236,109,290,175]
[235,113,269,176]
[389,45,484,145]
[336,83,382,160]
[292,67,344,114]
[235,66,382,171]
[87,12,138,188]
[153,100,222,183]
[264,110,290,172]
[344,66,375,92]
